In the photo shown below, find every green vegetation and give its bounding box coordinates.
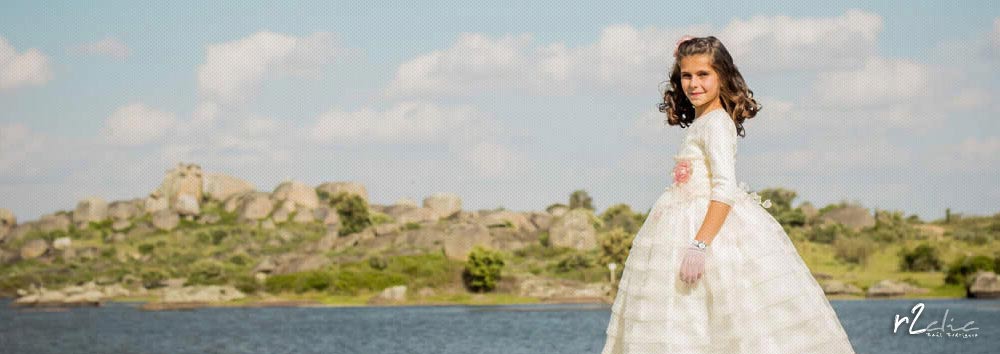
[462,246,505,292]
[0,188,996,304]
[327,192,372,235]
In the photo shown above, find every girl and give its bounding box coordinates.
[600,36,857,354]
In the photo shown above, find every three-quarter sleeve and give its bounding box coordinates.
[700,113,738,206]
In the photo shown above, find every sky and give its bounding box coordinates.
[1,1,998,223]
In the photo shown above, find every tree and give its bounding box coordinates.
[569,190,593,210]
[462,246,505,292]
[328,192,371,236]
[898,244,942,272]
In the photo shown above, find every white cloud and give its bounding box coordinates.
[305,101,494,145]
[719,9,882,72]
[805,56,929,108]
[0,123,46,177]
[925,136,1000,174]
[0,36,53,91]
[69,36,129,60]
[385,33,578,97]
[197,31,344,103]
[386,9,885,98]
[99,103,178,146]
[460,141,534,179]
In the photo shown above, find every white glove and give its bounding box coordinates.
[679,244,707,286]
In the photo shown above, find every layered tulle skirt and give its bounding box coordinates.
[600,181,856,354]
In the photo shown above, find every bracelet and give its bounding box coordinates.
[690,239,708,250]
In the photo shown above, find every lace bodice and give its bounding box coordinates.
[671,108,738,206]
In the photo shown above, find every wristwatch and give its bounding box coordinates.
[690,239,708,250]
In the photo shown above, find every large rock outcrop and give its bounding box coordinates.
[818,205,874,231]
[150,162,204,212]
[272,180,320,210]
[202,173,255,202]
[423,193,461,219]
[73,197,109,228]
[548,209,598,250]
[969,271,1000,299]
[0,208,15,241]
[866,279,929,297]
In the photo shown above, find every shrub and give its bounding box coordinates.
[898,244,942,272]
[265,274,299,293]
[864,210,921,242]
[599,204,643,234]
[232,274,259,294]
[211,230,228,245]
[538,231,550,247]
[186,260,227,286]
[598,227,634,269]
[569,190,593,210]
[945,255,995,285]
[403,222,421,230]
[554,253,593,273]
[229,253,250,266]
[137,243,155,255]
[462,246,505,292]
[329,193,371,235]
[832,237,876,265]
[329,269,406,295]
[141,269,167,289]
[806,223,848,244]
[368,256,389,270]
[302,271,332,292]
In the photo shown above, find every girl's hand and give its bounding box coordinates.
[679,245,707,286]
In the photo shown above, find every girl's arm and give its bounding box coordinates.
[697,114,738,245]
[696,201,731,245]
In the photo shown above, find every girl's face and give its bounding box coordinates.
[679,54,722,115]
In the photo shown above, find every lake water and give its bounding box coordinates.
[1,299,998,354]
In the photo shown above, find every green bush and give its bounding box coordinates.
[833,237,876,265]
[232,274,259,294]
[806,223,848,244]
[186,260,227,286]
[462,246,505,292]
[211,230,228,245]
[538,231,550,247]
[554,253,593,273]
[864,210,921,242]
[265,274,299,293]
[229,253,250,266]
[368,256,389,270]
[329,269,406,295]
[898,244,942,272]
[329,193,371,235]
[141,269,167,289]
[757,188,806,227]
[599,204,643,234]
[597,227,634,269]
[569,190,593,210]
[945,255,995,285]
[403,222,421,230]
[137,243,156,255]
[302,271,333,292]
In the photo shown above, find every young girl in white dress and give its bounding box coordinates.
[600,35,857,354]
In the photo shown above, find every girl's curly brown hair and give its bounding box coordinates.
[661,36,760,137]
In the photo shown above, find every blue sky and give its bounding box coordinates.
[1,1,998,222]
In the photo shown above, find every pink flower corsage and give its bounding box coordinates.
[673,160,692,185]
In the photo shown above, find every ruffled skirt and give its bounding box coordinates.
[600,184,857,354]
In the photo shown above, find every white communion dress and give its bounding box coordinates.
[600,108,856,354]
